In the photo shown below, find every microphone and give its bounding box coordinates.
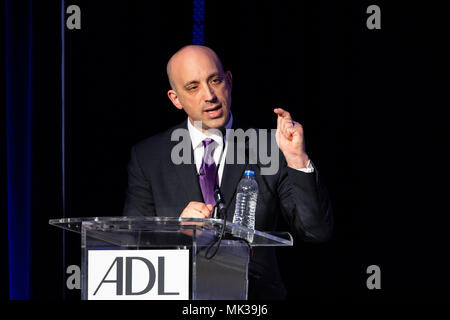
[212,184,225,219]
[214,184,224,205]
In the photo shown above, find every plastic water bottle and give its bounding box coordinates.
[233,170,258,241]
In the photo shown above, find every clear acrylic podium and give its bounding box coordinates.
[49,217,293,300]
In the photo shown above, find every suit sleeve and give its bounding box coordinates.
[123,146,156,216]
[277,156,333,242]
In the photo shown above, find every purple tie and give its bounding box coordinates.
[198,138,217,206]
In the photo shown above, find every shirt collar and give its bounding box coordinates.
[187,112,233,149]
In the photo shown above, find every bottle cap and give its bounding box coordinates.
[244,170,255,177]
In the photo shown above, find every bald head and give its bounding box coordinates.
[166,45,232,132]
[166,45,225,90]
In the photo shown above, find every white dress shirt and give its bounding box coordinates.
[187,112,314,187]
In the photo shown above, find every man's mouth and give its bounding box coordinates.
[204,105,223,118]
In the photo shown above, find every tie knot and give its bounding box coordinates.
[201,138,216,167]
[202,138,214,148]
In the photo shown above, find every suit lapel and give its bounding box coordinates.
[221,162,246,219]
[170,121,204,204]
[220,122,250,218]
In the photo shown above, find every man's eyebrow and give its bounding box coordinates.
[207,72,221,81]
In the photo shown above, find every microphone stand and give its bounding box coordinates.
[205,184,227,260]
[205,129,228,259]
[205,184,251,259]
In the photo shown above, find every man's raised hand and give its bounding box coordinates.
[274,108,309,169]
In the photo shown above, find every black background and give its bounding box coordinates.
[3,0,450,302]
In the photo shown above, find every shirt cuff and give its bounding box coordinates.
[295,160,314,173]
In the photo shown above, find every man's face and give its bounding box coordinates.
[167,49,232,131]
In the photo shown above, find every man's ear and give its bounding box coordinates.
[167,89,183,110]
[225,70,232,90]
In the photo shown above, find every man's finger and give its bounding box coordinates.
[281,117,293,138]
[188,201,204,209]
[196,202,213,217]
[276,111,289,137]
[283,117,296,130]
[276,110,282,131]
[198,206,211,217]
[182,201,213,218]
[180,210,204,218]
[280,117,286,136]
[274,108,291,119]
[182,208,210,218]
[189,201,210,212]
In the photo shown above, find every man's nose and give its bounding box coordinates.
[203,84,217,102]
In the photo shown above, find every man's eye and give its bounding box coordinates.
[212,78,223,84]
[188,86,198,90]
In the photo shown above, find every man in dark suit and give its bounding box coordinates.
[123,45,333,299]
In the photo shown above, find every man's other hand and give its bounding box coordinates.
[180,201,214,218]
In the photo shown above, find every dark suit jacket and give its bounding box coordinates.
[123,119,333,299]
